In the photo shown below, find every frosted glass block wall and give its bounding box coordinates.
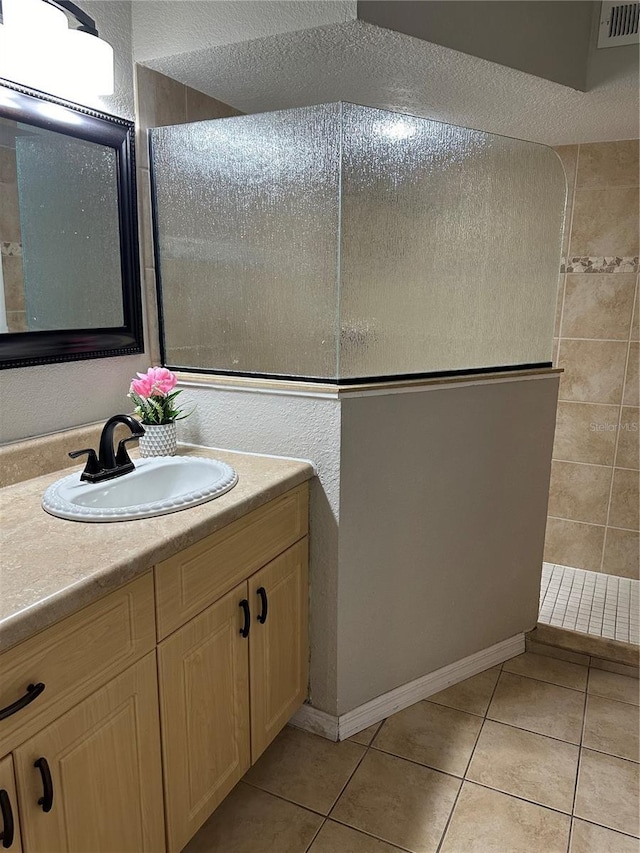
[151,102,566,381]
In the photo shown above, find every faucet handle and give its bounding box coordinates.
[115,435,142,468]
[68,448,102,481]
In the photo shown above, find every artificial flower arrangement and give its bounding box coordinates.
[128,366,187,425]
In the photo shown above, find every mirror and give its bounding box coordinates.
[0,79,143,368]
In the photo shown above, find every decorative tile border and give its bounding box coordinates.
[561,256,639,274]
[1,241,22,257]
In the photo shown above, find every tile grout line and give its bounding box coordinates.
[434,662,506,853]
[600,272,638,572]
[568,663,592,851]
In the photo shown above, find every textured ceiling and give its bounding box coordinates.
[141,17,639,145]
[132,1,356,59]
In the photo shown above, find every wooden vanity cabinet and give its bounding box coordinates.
[0,755,22,852]
[0,482,309,853]
[158,536,309,853]
[12,654,164,853]
[249,538,309,762]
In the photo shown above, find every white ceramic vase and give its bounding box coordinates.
[139,421,177,457]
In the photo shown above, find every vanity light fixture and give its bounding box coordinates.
[0,0,114,99]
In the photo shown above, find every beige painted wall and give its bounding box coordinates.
[545,140,639,579]
[358,1,593,90]
[337,376,559,714]
[175,373,559,716]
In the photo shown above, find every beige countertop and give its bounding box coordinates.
[0,446,314,653]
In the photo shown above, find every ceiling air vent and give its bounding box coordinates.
[597,1,640,47]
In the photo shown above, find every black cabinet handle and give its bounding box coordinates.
[239,600,251,638]
[257,587,268,624]
[0,682,45,721]
[34,757,53,813]
[0,790,14,849]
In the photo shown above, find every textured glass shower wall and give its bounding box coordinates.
[151,102,566,381]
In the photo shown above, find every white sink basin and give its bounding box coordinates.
[42,456,238,522]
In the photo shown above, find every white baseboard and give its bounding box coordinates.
[289,633,525,741]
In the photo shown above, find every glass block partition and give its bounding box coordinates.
[151,103,566,382]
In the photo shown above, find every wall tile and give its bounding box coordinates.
[570,188,639,257]
[576,140,639,189]
[6,310,27,332]
[555,274,565,336]
[0,181,20,242]
[143,266,161,367]
[2,254,25,313]
[138,167,155,270]
[544,517,605,572]
[630,280,639,341]
[153,72,186,127]
[548,461,612,525]
[623,342,639,407]
[553,402,619,465]
[0,146,17,183]
[615,407,639,470]
[558,340,627,404]
[603,528,640,580]
[186,88,242,122]
[561,274,636,340]
[608,468,639,530]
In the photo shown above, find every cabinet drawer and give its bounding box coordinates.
[0,573,155,756]
[155,484,308,640]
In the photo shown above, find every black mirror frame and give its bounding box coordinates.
[0,78,144,369]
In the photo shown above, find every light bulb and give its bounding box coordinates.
[63,29,114,96]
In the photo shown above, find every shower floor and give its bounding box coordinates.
[540,562,639,646]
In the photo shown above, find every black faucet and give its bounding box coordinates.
[69,414,145,483]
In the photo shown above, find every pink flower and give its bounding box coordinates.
[130,367,177,399]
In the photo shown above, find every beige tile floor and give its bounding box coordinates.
[184,652,639,853]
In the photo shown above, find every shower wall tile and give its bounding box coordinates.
[576,140,640,190]
[546,140,639,578]
[608,469,640,531]
[558,339,627,404]
[2,253,25,313]
[186,87,243,123]
[570,188,639,257]
[544,517,605,572]
[555,274,565,336]
[561,274,636,340]
[0,145,16,183]
[615,408,639,470]
[603,528,640,580]
[553,402,619,465]
[0,179,20,242]
[548,461,612,525]
[631,284,639,341]
[623,342,639,407]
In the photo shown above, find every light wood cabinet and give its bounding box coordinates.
[158,537,309,853]
[249,539,309,762]
[155,484,308,640]
[0,754,22,852]
[0,573,156,758]
[2,483,309,853]
[13,654,165,853]
[158,585,251,853]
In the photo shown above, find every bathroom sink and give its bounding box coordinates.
[42,456,238,522]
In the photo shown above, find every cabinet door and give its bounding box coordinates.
[158,583,251,853]
[249,538,309,762]
[13,653,164,853]
[0,755,22,852]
